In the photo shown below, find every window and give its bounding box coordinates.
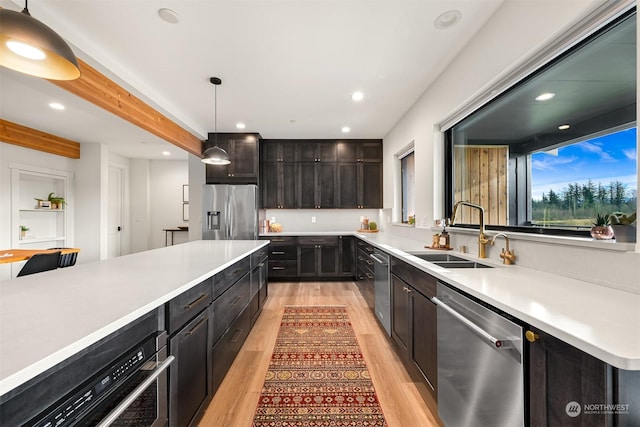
[401,151,415,224]
[531,127,637,227]
[445,9,636,235]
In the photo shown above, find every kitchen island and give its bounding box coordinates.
[0,240,268,398]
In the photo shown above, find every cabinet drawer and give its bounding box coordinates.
[263,236,297,245]
[212,273,250,345]
[268,260,297,277]
[251,246,269,267]
[356,239,374,254]
[357,249,374,270]
[268,245,297,260]
[298,236,338,246]
[211,307,251,394]
[214,257,250,299]
[391,257,437,298]
[167,278,213,336]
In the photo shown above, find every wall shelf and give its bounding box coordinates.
[10,165,71,260]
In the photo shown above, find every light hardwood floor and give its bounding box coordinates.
[198,281,443,427]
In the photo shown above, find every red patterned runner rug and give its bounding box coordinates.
[252,305,387,426]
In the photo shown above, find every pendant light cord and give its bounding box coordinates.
[22,0,31,15]
[214,82,218,147]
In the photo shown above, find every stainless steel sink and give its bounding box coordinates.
[432,260,492,269]
[410,253,467,262]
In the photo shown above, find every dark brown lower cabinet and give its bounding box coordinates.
[211,307,251,394]
[298,237,339,278]
[391,268,438,402]
[169,310,212,427]
[528,327,640,426]
[339,235,355,278]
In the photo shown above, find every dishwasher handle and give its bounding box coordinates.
[432,296,505,349]
[370,253,388,265]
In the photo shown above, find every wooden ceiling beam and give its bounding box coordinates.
[0,119,80,159]
[49,59,202,157]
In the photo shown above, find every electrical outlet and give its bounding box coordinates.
[311,216,316,223]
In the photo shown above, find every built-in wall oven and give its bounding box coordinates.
[0,311,173,427]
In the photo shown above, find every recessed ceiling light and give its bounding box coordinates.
[162,151,171,156]
[434,10,462,29]
[341,126,351,133]
[158,8,180,24]
[558,124,570,130]
[49,102,65,110]
[351,91,364,102]
[236,122,246,129]
[535,92,555,101]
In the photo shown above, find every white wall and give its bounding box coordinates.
[148,159,189,249]
[0,143,77,279]
[130,159,151,253]
[262,209,381,233]
[381,0,640,293]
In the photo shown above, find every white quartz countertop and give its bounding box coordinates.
[355,232,640,371]
[0,240,268,397]
[262,231,640,370]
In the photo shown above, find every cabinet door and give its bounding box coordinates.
[339,236,355,277]
[205,134,259,184]
[337,163,358,208]
[297,144,317,162]
[359,162,383,208]
[359,142,383,162]
[317,142,337,162]
[529,327,611,427]
[298,164,317,209]
[261,162,280,208]
[337,142,358,162]
[169,310,211,427]
[298,245,317,277]
[318,244,339,277]
[317,163,337,208]
[281,163,298,208]
[391,274,410,353]
[262,162,297,209]
[411,291,437,400]
[231,138,259,179]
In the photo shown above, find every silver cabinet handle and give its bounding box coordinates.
[96,356,175,427]
[432,297,504,348]
[370,253,387,265]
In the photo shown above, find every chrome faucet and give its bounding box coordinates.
[450,201,489,258]
[491,232,516,265]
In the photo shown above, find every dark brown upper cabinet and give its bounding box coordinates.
[336,140,383,162]
[205,133,260,184]
[260,139,382,209]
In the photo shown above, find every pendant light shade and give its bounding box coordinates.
[0,3,81,80]
[202,76,231,165]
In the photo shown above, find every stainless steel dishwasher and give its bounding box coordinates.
[371,249,391,336]
[432,283,525,427]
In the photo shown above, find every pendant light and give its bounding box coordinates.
[0,1,80,80]
[201,77,231,165]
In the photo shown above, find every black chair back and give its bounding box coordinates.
[17,252,61,277]
[48,248,78,267]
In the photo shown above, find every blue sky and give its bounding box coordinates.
[531,128,637,201]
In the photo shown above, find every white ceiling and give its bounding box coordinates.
[1,0,504,160]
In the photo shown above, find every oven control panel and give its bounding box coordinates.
[29,339,152,427]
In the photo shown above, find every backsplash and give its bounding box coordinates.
[261,209,381,232]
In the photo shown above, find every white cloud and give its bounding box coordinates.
[622,148,637,160]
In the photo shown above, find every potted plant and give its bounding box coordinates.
[609,212,637,243]
[48,192,66,210]
[590,213,614,240]
[20,225,29,239]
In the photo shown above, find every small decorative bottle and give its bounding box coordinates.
[439,227,450,249]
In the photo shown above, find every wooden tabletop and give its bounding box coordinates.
[0,248,80,264]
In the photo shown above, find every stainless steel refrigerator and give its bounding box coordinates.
[202,184,258,240]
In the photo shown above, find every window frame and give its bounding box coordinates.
[443,4,637,238]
